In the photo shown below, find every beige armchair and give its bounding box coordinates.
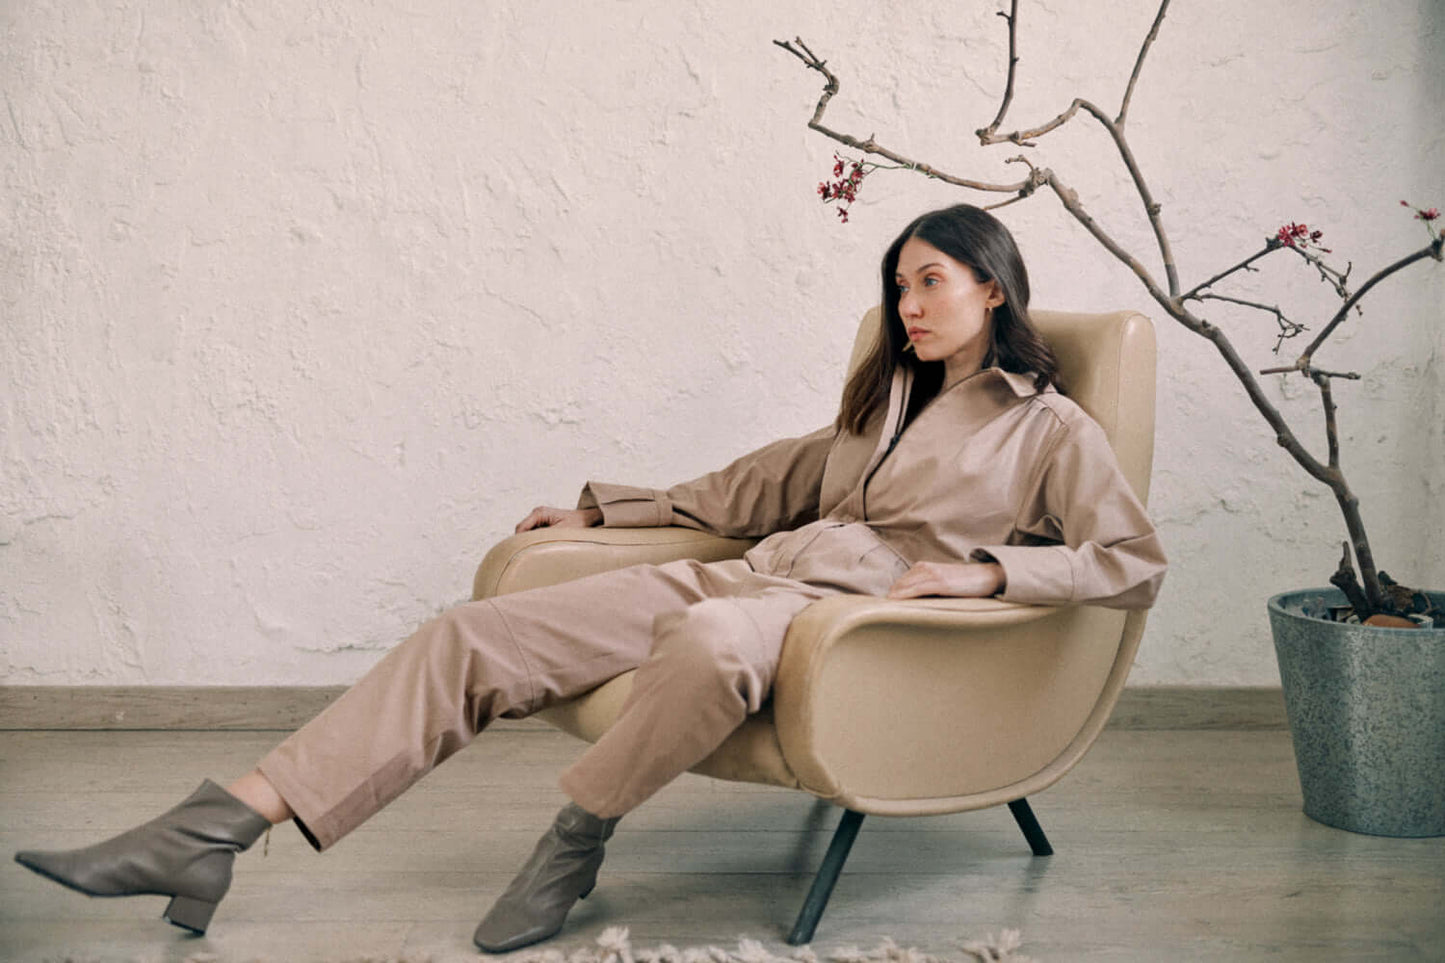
[472,308,1157,943]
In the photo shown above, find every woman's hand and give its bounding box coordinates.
[887,560,1006,600]
[514,506,604,533]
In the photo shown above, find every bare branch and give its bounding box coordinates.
[1183,243,1279,300]
[1332,490,1386,612]
[981,0,1022,138]
[776,37,1033,195]
[1330,543,1374,619]
[773,38,839,128]
[979,98,1083,146]
[1311,372,1341,470]
[1287,244,1352,300]
[1192,292,1307,351]
[983,193,1031,212]
[1044,183,1339,489]
[1179,306,1335,487]
[1042,172,1177,313]
[1117,0,1171,127]
[1260,364,1360,380]
[1298,237,1445,366]
[966,1,1181,297]
[1076,101,1181,295]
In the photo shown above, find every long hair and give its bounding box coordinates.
[836,204,1061,435]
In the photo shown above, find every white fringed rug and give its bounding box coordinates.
[178,925,1034,963]
[511,926,1032,963]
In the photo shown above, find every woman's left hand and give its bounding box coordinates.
[887,560,1005,600]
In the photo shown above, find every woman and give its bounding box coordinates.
[15,204,1167,952]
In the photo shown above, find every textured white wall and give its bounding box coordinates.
[2,0,1441,687]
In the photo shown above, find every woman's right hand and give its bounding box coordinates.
[514,506,604,533]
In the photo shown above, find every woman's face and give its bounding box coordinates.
[894,236,1005,377]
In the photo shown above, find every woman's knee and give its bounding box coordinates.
[394,601,512,675]
[650,600,771,704]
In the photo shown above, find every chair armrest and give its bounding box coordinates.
[772,594,1138,815]
[473,526,757,599]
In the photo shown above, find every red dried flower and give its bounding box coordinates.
[817,153,871,224]
[1275,222,1329,252]
[1400,200,1441,239]
[1276,223,1308,247]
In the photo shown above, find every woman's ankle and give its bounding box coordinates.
[226,770,293,824]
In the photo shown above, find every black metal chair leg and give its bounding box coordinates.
[1007,797,1054,856]
[786,807,865,945]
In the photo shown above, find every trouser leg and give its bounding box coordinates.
[559,588,823,818]
[257,563,712,850]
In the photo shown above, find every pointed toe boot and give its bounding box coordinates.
[474,802,621,953]
[15,779,271,934]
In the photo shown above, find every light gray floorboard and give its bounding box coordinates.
[2,729,1441,962]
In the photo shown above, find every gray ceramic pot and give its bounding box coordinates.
[1268,588,1445,837]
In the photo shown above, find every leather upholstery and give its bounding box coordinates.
[472,309,1156,815]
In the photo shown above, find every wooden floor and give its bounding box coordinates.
[2,728,1442,962]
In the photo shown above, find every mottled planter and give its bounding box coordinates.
[1268,588,1445,838]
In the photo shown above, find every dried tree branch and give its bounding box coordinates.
[1260,364,1360,379]
[1041,173,1175,312]
[775,38,1033,195]
[982,192,1030,212]
[1038,168,1346,498]
[1076,101,1181,295]
[1313,372,1341,469]
[1117,0,1172,127]
[1297,237,1444,367]
[1333,486,1386,611]
[1330,542,1374,618]
[981,0,1022,138]
[968,5,1182,295]
[979,102,1081,147]
[1288,244,1352,299]
[1311,376,1384,609]
[1191,292,1307,351]
[1183,243,1278,300]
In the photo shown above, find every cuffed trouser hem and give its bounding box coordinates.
[255,759,332,852]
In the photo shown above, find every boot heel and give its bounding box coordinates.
[164,894,218,934]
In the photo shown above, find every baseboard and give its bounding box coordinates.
[0,685,1288,731]
[1108,686,1286,730]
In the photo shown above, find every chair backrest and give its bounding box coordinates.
[845,307,1157,504]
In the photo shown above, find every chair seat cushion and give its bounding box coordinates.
[536,673,803,791]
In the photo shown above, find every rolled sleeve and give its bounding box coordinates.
[577,482,674,528]
[971,544,1076,604]
[974,411,1167,610]
[577,426,835,538]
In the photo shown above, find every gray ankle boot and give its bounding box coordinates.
[14,779,271,934]
[474,802,621,953]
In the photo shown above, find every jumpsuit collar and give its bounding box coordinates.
[867,365,1043,477]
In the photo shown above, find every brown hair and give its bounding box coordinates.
[835,204,1061,435]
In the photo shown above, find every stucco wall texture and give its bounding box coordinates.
[2,1,1441,687]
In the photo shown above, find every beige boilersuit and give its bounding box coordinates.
[258,365,1167,849]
